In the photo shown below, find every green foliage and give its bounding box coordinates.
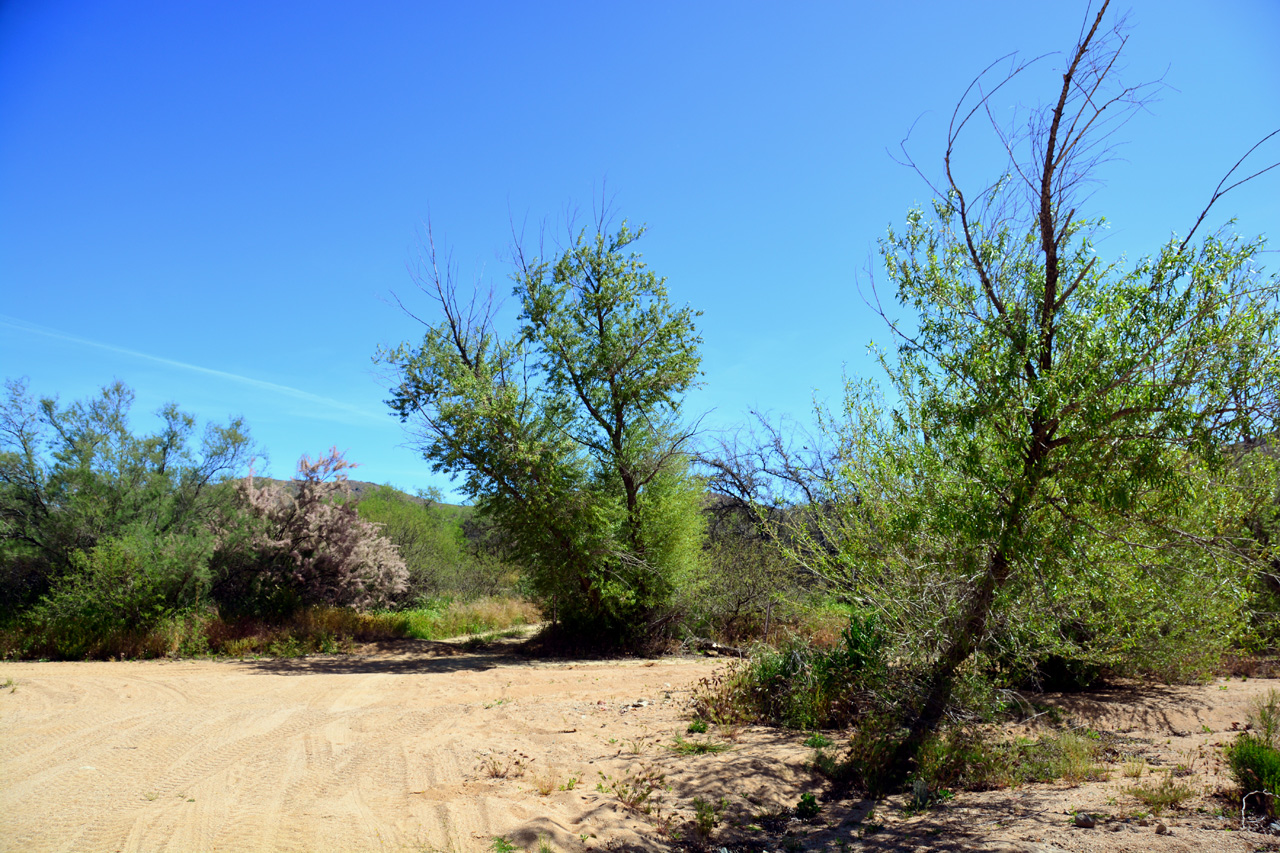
[23,530,215,658]
[669,736,729,755]
[1228,735,1280,815]
[1226,689,1280,816]
[693,614,885,730]
[768,6,1280,786]
[1127,772,1196,814]
[355,485,515,602]
[380,220,705,647]
[1,379,253,613]
[795,792,820,819]
[691,796,727,839]
[817,723,1107,798]
[596,764,668,814]
[391,596,539,640]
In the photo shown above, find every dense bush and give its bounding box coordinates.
[0,379,252,613]
[693,613,885,730]
[211,449,407,615]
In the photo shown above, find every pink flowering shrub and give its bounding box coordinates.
[219,448,407,612]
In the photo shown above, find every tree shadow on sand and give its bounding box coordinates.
[232,638,538,676]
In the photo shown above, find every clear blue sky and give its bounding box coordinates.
[2,1,1276,500]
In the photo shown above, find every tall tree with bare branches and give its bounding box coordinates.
[799,1,1280,785]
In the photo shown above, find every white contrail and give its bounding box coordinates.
[0,315,384,424]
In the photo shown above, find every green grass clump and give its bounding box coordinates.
[669,736,729,755]
[815,724,1108,799]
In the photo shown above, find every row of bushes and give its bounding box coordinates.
[0,598,541,660]
[0,380,537,659]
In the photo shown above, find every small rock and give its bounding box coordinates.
[1155,822,1168,835]
[1074,813,1096,829]
[1138,819,1150,826]
[1108,823,1122,832]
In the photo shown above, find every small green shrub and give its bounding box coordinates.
[686,718,709,734]
[597,764,668,814]
[691,796,727,839]
[795,792,820,819]
[1228,734,1280,816]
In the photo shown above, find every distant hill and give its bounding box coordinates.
[243,477,473,518]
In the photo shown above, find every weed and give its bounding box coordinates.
[1128,772,1196,814]
[1123,758,1147,778]
[795,792,820,819]
[489,838,517,853]
[718,723,745,743]
[691,614,885,730]
[532,768,559,796]
[142,791,159,801]
[804,732,833,749]
[670,736,729,755]
[0,677,14,693]
[535,834,555,853]
[596,764,668,814]
[477,750,531,779]
[624,733,649,754]
[686,718,708,734]
[397,597,540,641]
[1251,690,1280,748]
[559,776,579,792]
[691,796,727,839]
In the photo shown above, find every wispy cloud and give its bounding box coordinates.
[0,315,385,424]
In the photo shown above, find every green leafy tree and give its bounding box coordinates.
[379,219,704,645]
[0,379,254,611]
[796,2,1280,784]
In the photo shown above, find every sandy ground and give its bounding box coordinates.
[3,638,1279,853]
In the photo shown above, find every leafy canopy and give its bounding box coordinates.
[380,220,704,643]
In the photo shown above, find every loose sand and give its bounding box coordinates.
[2,637,1277,852]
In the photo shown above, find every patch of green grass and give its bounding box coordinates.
[687,718,709,734]
[396,597,539,641]
[669,736,730,755]
[804,732,833,749]
[821,724,1111,797]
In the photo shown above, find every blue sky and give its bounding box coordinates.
[2,1,1276,500]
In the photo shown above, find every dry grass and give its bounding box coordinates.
[0,597,540,661]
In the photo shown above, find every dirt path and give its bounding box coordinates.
[1,641,1277,853]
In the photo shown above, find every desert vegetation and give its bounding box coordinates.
[0,379,536,659]
[5,0,1280,831]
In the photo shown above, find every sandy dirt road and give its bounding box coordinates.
[3,640,1280,853]
[0,641,806,853]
